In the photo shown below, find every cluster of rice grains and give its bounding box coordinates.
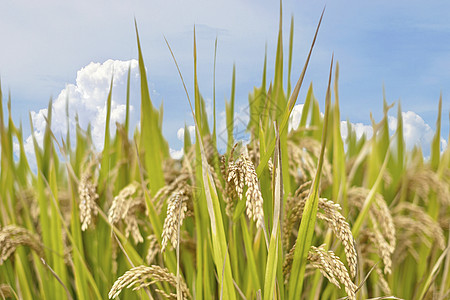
[156,172,192,252]
[283,183,358,299]
[108,182,147,244]
[78,160,100,231]
[108,265,191,299]
[221,143,265,229]
[0,225,43,264]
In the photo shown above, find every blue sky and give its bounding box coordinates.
[1,0,449,159]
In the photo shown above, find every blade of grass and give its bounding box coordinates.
[263,123,282,300]
[288,55,333,300]
[165,36,237,300]
[256,7,325,177]
[417,246,449,300]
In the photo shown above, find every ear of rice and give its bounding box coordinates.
[108,265,191,299]
[226,146,265,229]
[0,225,44,264]
[283,193,357,278]
[161,192,188,252]
[283,244,357,300]
[108,182,146,243]
[78,171,99,231]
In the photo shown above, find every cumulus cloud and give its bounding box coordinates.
[19,59,140,168]
[288,104,304,132]
[169,125,196,159]
[177,125,196,142]
[169,148,184,159]
[340,121,373,140]
[288,104,447,156]
[388,111,447,154]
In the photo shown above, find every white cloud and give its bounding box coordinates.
[388,111,447,154]
[177,125,195,142]
[340,121,373,140]
[169,148,184,159]
[288,104,304,132]
[288,104,447,156]
[19,59,140,168]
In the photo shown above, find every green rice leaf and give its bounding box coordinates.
[288,55,333,300]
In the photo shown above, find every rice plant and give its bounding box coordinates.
[0,6,449,300]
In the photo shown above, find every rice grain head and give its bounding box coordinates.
[146,234,160,265]
[108,182,146,243]
[241,148,265,229]
[225,145,264,228]
[406,168,450,206]
[393,202,445,261]
[284,192,357,278]
[0,284,12,299]
[308,245,357,300]
[348,187,396,274]
[316,198,358,278]
[78,171,99,231]
[283,244,357,300]
[153,173,191,214]
[220,155,236,216]
[0,225,44,264]
[161,191,188,252]
[108,265,191,299]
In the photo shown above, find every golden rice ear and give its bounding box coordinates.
[225,146,265,229]
[241,148,265,229]
[317,198,357,278]
[348,186,396,275]
[393,202,446,256]
[145,234,160,265]
[405,167,450,206]
[284,195,357,278]
[108,265,191,299]
[78,171,99,231]
[0,284,13,299]
[284,244,357,300]
[161,192,188,252]
[108,182,145,244]
[308,245,357,300]
[0,225,44,264]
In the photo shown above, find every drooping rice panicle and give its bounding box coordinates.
[161,191,189,252]
[78,170,99,231]
[283,244,357,300]
[241,147,265,229]
[284,192,357,278]
[146,234,160,265]
[405,167,450,206]
[108,182,146,243]
[393,202,446,260]
[0,225,44,264]
[108,265,191,299]
[348,187,396,274]
[316,198,358,278]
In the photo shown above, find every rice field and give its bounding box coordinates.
[1,10,449,300]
